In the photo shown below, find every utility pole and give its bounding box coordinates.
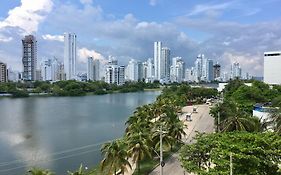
[230,153,233,175]
[160,125,163,175]
[218,110,220,132]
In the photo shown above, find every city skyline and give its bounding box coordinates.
[0,0,281,76]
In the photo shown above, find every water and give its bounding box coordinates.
[0,91,160,175]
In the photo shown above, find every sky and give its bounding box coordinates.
[0,0,281,76]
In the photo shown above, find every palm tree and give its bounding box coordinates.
[27,168,54,175]
[126,131,152,174]
[221,114,259,132]
[270,108,281,134]
[166,119,186,150]
[67,164,85,175]
[100,139,131,175]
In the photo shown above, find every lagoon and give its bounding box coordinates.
[0,91,160,175]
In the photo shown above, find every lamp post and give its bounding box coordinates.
[230,153,233,175]
[160,125,163,175]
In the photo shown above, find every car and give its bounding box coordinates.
[186,113,192,121]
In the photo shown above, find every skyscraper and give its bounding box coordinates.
[0,61,7,82]
[142,58,154,82]
[126,59,140,82]
[185,68,195,82]
[41,59,52,81]
[22,35,37,81]
[264,51,281,84]
[87,57,94,81]
[170,57,184,83]
[231,62,242,79]
[105,59,125,85]
[87,57,100,81]
[194,54,203,82]
[213,63,221,80]
[160,47,170,81]
[154,41,162,80]
[206,59,214,82]
[64,33,77,80]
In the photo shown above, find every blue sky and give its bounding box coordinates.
[0,0,281,76]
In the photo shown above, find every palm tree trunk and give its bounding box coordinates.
[138,156,140,174]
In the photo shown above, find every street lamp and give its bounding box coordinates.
[155,121,167,175]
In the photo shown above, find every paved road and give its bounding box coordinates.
[149,105,214,175]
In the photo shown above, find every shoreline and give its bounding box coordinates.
[0,88,162,99]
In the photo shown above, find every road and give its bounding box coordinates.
[149,105,214,175]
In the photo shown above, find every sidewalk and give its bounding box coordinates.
[149,105,213,175]
[124,105,213,175]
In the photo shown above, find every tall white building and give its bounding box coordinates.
[105,59,125,85]
[41,59,52,81]
[64,33,77,80]
[51,57,61,81]
[126,59,140,82]
[170,57,184,83]
[231,62,242,79]
[264,51,281,84]
[142,58,154,82]
[87,57,94,81]
[154,41,162,80]
[185,68,195,82]
[194,54,203,82]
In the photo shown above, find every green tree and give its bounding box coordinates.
[67,164,86,175]
[126,131,152,174]
[180,132,281,175]
[100,139,131,175]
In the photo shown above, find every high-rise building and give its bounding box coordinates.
[64,33,77,80]
[170,57,184,83]
[87,57,100,81]
[231,62,242,79]
[0,62,7,82]
[194,54,203,82]
[87,57,94,81]
[185,68,195,82]
[154,41,162,80]
[7,68,20,82]
[41,59,52,81]
[57,63,66,81]
[264,51,281,84]
[213,63,221,80]
[126,59,140,82]
[22,35,37,81]
[206,59,214,82]
[142,58,154,82]
[105,59,125,85]
[160,47,170,81]
[51,57,61,81]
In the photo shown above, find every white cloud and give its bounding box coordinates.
[80,0,93,5]
[0,0,53,34]
[0,34,12,42]
[149,0,157,6]
[187,2,234,17]
[78,48,106,64]
[42,34,64,42]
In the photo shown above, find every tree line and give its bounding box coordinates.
[0,80,160,97]
[179,79,281,175]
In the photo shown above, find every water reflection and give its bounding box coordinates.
[0,91,160,174]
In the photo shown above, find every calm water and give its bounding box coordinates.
[0,91,160,175]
